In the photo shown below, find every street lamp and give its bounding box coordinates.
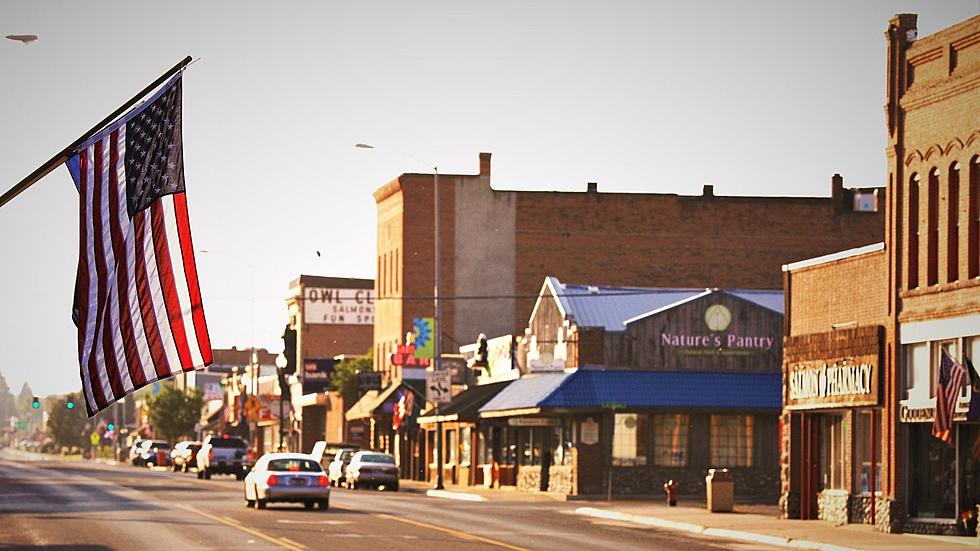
[356,142,444,490]
[275,353,288,452]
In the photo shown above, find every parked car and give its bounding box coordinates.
[196,434,253,480]
[243,453,330,510]
[326,447,358,487]
[171,440,202,472]
[136,440,172,467]
[128,439,145,465]
[345,451,398,491]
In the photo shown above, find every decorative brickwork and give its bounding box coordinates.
[817,491,850,526]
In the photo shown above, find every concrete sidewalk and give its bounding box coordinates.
[397,479,977,550]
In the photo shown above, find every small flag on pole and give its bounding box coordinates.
[965,355,980,421]
[66,75,212,416]
[932,349,967,444]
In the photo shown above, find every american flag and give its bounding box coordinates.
[393,390,414,431]
[66,75,212,416]
[932,349,966,444]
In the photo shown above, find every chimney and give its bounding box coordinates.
[479,152,492,176]
[831,173,844,208]
[702,184,714,197]
[586,182,598,193]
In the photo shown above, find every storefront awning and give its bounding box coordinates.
[345,381,423,421]
[418,381,510,425]
[479,370,781,418]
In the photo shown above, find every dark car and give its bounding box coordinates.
[171,440,202,472]
[136,440,172,467]
[197,435,253,480]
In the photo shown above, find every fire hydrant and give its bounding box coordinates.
[663,479,678,507]
[157,449,166,467]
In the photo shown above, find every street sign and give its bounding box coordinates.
[358,370,382,391]
[90,432,101,446]
[425,370,452,404]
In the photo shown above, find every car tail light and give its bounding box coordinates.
[208,450,214,461]
[267,475,278,486]
[318,475,329,487]
[247,450,255,462]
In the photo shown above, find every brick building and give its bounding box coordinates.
[781,13,980,536]
[283,275,374,452]
[373,154,885,388]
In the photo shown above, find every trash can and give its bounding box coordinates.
[706,468,734,512]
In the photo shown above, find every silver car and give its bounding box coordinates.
[244,453,330,510]
[345,451,398,491]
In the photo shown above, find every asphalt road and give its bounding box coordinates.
[0,452,779,550]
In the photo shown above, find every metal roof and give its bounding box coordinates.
[479,373,570,415]
[543,277,783,332]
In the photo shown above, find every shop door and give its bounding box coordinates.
[799,413,820,520]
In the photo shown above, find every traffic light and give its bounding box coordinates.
[107,423,115,431]
[66,400,75,410]
[281,324,297,374]
[31,396,40,409]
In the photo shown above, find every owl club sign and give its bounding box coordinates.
[660,304,775,356]
[303,287,374,325]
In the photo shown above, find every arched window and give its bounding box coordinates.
[909,174,920,289]
[948,162,960,283]
[970,156,979,279]
[927,168,940,286]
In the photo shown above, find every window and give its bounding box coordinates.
[519,427,544,466]
[612,414,649,466]
[653,414,689,467]
[444,429,457,465]
[949,163,960,282]
[820,414,846,490]
[710,415,753,467]
[928,168,940,286]
[906,342,932,403]
[552,422,574,466]
[854,411,882,494]
[909,174,920,289]
[460,427,471,467]
[970,156,980,279]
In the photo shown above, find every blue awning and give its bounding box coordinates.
[479,370,780,416]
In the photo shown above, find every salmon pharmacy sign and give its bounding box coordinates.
[784,355,879,410]
[303,287,375,325]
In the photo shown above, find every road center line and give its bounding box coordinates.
[172,503,306,551]
[374,512,530,551]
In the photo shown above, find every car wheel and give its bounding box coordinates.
[391,483,399,492]
[256,499,267,510]
[245,493,255,508]
[197,469,203,479]
[172,464,180,472]
[203,468,211,480]
[318,499,329,511]
[235,472,245,481]
[304,501,315,510]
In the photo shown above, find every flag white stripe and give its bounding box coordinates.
[90,139,115,403]
[163,195,204,369]
[79,144,100,410]
[105,132,135,393]
[142,206,182,376]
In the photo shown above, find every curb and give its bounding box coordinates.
[574,507,861,551]
[426,489,487,502]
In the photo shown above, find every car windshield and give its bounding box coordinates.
[267,458,322,472]
[359,454,395,464]
[210,437,246,448]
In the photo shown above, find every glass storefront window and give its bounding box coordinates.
[612,413,649,467]
[711,415,754,467]
[910,423,955,518]
[477,428,488,465]
[854,411,882,494]
[906,342,932,403]
[961,425,980,519]
[460,427,471,467]
[653,414,688,467]
[445,429,457,465]
[820,413,846,490]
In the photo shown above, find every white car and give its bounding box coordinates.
[244,453,330,510]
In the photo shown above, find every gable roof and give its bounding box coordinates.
[535,277,783,333]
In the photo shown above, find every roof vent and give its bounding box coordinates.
[586,182,598,193]
[702,184,714,197]
[587,285,599,295]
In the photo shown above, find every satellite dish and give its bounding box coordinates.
[6,35,38,45]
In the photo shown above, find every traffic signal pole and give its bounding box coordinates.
[434,167,444,491]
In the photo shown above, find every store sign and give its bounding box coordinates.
[303,359,336,394]
[303,287,374,325]
[660,304,775,357]
[580,417,600,446]
[507,418,559,427]
[390,344,431,368]
[358,371,382,392]
[784,355,880,410]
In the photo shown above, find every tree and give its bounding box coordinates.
[47,393,88,450]
[330,350,373,407]
[145,385,204,442]
[0,372,16,422]
[16,382,34,415]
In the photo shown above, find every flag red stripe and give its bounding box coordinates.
[107,131,146,388]
[133,211,172,380]
[150,202,194,371]
[87,142,114,407]
[173,192,212,365]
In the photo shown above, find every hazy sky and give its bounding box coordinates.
[1,1,977,396]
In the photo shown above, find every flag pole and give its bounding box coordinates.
[0,55,193,210]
